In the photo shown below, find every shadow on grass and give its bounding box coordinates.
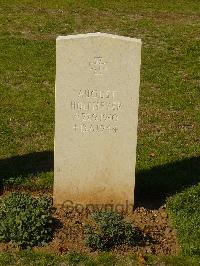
[0,152,199,209]
[135,156,200,209]
[0,151,53,192]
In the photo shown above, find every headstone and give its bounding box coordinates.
[54,33,141,211]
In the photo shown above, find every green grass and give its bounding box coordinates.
[0,0,200,263]
[0,251,127,266]
[167,183,200,256]
[0,251,200,266]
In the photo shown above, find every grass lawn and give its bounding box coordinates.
[167,183,200,256]
[0,0,200,265]
[0,250,200,266]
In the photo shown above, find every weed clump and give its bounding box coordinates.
[0,192,54,248]
[85,211,141,251]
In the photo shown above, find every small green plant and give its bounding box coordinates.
[85,211,141,251]
[0,192,54,248]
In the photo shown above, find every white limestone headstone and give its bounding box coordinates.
[54,33,141,210]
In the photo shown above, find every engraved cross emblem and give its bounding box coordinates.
[89,57,107,75]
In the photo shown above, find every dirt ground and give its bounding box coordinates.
[0,189,180,256]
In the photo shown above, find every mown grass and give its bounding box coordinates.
[167,183,200,256]
[0,250,200,266]
[0,0,200,263]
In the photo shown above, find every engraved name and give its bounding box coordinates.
[71,101,122,112]
[78,89,117,99]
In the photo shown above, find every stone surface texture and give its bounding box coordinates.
[54,33,141,208]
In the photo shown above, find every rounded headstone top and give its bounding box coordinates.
[56,32,141,44]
